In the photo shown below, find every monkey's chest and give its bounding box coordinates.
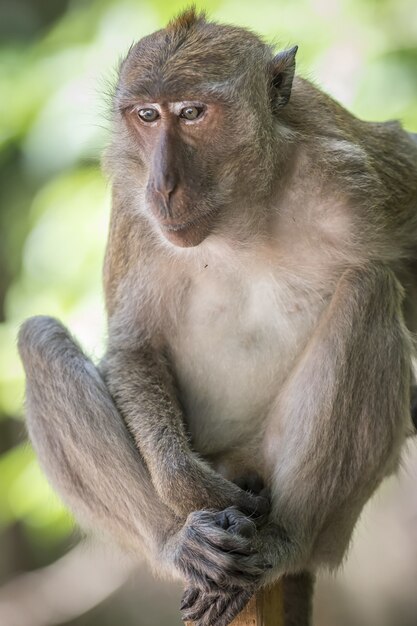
[169,270,324,456]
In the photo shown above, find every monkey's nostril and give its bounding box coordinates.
[152,186,178,219]
[152,180,179,217]
[153,172,178,202]
[158,184,177,202]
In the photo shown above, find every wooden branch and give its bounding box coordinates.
[185,581,284,626]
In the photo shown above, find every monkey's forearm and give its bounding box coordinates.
[101,345,267,517]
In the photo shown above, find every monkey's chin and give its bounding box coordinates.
[160,221,210,248]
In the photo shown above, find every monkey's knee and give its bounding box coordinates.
[18,315,82,373]
[18,315,100,434]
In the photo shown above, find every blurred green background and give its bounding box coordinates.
[0,0,416,625]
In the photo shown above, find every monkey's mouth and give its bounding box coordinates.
[159,216,211,247]
[162,219,197,232]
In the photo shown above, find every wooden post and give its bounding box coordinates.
[185,581,284,626]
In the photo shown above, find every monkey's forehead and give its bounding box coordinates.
[116,23,272,104]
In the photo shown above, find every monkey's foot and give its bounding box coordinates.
[174,508,270,591]
[181,585,255,626]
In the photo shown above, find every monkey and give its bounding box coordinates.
[17,9,417,626]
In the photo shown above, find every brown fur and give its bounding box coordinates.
[18,10,417,626]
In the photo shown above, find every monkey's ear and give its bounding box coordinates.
[270,45,298,111]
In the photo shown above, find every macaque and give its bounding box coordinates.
[18,9,417,626]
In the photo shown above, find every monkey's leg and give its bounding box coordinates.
[101,337,268,519]
[18,316,266,589]
[18,316,174,567]
[261,264,411,573]
[182,264,411,626]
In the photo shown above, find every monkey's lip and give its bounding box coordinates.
[159,215,212,247]
[160,218,199,233]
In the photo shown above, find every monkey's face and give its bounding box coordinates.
[111,17,295,248]
[119,96,269,248]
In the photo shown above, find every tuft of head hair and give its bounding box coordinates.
[167,6,207,33]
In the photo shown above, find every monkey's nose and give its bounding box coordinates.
[150,179,179,219]
[153,186,178,219]
[154,173,178,205]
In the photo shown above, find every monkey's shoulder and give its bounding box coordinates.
[291,79,417,197]
[295,124,417,252]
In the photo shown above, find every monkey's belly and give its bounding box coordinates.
[170,271,326,458]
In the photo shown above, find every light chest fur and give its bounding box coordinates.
[168,243,334,460]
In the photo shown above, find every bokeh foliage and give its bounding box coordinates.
[0,0,416,598]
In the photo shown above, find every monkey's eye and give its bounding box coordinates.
[179,106,205,121]
[137,108,159,123]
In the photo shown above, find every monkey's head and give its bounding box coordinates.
[112,9,297,247]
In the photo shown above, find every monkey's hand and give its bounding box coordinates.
[174,508,270,624]
[174,508,269,590]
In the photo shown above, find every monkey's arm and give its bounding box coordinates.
[262,264,410,566]
[181,263,412,626]
[101,198,266,520]
[100,335,267,518]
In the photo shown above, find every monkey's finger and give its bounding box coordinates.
[180,544,266,591]
[214,507,257,538]
[178,536,265,590]
[180,587,200,611]
[181,590,218,621]
[210,588,254,626]
[177,510,268,590]
[185,510,256,554]
[181,589,228,622]
[236,491,271,523]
